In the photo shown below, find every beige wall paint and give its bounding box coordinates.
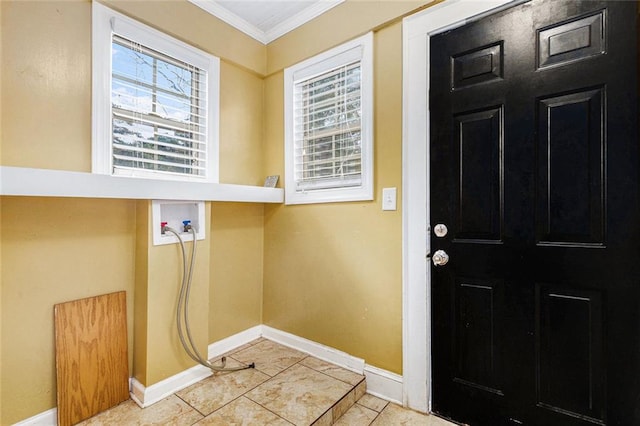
[0,0,267,172]
[0,197,136,425]
[0,0,3,166]
[266,0,432,74]
[1,0,92,170]
[1,0,434,421]
[207,54,267,344]
[219,62,265,186]
[263,72,285,179]
[0,2,4,419]
[210,202,264,342]
[136,200,265,383]
[133,201,150,386]
[143,202,212,385]
[0,0,266,422]
[263,22,404,373]
[104,0,266,76]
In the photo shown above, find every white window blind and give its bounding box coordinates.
[111,35,208,179]
[284,32,373,205]
[92,2,219,183]
[293,61,362,191]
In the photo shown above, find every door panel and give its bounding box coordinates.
[537,10,605,70]
[452,42,504,89]
[430,1,639,425]
[537,88,604,246]
[454,107,503,242]
[454,279,503,396]
[536,286,605,423]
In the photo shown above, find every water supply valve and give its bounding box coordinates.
[152,200,204,246]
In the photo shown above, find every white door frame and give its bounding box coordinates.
[401,0,521,412]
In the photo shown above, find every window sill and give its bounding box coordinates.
[0,166,283,203]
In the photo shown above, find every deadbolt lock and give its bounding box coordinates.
[434,224,448,238]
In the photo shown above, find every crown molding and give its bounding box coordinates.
[188,0,267,43]
[264,0,345,43]
[188,0,345,45]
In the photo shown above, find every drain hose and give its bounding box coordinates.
[164,226,254,372]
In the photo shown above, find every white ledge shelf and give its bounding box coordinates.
[0,166,283,203]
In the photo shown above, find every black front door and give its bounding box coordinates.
[429,1,639,425]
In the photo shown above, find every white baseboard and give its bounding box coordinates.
[130,326,263,408]
[130,364,212,408]
[261,325,403,404]
[207,325,263,359]
[262,325,365,374]
[13,408,57,426]
[14,379,134,425]
[363,364,403,405]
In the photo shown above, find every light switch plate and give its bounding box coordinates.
[382,187,397,211]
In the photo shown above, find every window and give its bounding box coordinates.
[92,3,219,182]
[284,33,373,204]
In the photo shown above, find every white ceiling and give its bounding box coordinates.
[188,0,345,44]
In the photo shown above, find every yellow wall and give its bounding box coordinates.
[266,0,430,75]
[0,1,4,419]
[219,62,265,186]
[263,21,406,373]
[0,0,266,172]
[261,0,436,374]
[143,202,212,385]
[211,45,266,344]
[1,197,137,424]
[104,0,266,76]
[1,0,92,171]
[133,201,150,387]
[210,203,264,342]
[0,0,266,423]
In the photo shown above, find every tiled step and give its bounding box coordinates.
[227,339,367,425]
[311,373,366,425]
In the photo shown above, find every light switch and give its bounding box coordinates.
[382,187,397,211]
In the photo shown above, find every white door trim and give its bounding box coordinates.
[401,0,521,413]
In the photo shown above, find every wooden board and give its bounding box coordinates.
[54,291,129,426]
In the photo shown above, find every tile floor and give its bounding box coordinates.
[78,338,456,425]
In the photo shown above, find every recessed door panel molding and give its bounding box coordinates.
[453,279,503,396]
[537,10,605,70]
[452,42,504,89]
[537,87,605,247]
[536,285,605,423]
[454,107,504,243]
